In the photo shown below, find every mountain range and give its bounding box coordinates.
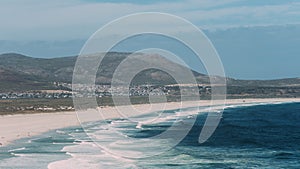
[0,53,299,93]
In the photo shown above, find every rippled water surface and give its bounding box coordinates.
[1,102,299,168]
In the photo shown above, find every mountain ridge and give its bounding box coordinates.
[0,52,299,92]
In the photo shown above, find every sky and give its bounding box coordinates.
[0,0,300,79]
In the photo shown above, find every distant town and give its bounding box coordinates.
[1,81,299,114]
[0,82,212,100]
[0,82,214,114]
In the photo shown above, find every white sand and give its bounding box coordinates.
[0,98,299,146]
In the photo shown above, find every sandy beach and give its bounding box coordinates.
[1,98,300,147]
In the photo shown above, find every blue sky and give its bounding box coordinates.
[0,0,300,79]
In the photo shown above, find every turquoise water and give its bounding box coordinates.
[0,102,299,168]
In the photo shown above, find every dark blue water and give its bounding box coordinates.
[1,102,299,168]
[202,103,300,150]
[135,102,300,168]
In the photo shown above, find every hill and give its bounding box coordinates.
[0,53,299,93]
[0,53,207,92]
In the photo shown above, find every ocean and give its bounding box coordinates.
[0,102,299,168]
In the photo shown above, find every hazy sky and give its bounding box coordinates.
[0,0,299,79]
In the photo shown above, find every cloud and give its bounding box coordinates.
[0,0,300,40]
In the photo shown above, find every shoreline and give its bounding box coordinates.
[1,98,300,147]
